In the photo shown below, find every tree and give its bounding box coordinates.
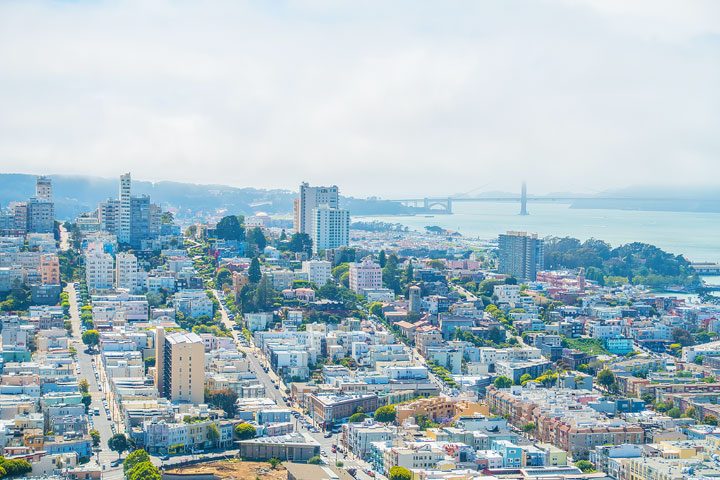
[519,373,533,385]
[494,376,513,389]
[667,407,681,418]
[374,405,397,423]
[268,458,281,469]
[596,369,616,389]
[90,429,101,447]
[575,460,596,473]
[123,449,150,475]
[378,250,387,268]
[79,378,90,394]
[248,257,262,284]
[207,423,220,446]
[127,461,161,480]
[82,329,100,350]
[382,254,401,293]
[308,455,323,465]
[205,388,239,417]
[215,268,233,289]
[0,459,32,477]
[288,233,313,257]
[369,302,384,319]
[235,423,257,440]
[684,406,696,418]
[672,328,695,347]
[108,433,129,459]
[389,466,413,480]
[705,415,718,426]
[215,215,245,241]
[248,227,268,252]
[348,412,367,423]
[522,422,536,433]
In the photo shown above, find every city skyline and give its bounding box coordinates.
[1,1,719,197]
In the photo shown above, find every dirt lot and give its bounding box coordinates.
[166,459,287,480]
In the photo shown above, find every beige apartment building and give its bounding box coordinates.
[154,328,205,404]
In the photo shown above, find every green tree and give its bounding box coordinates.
[705,415,718,426]
[268,458,281,469]
[378,250,387,268]
[79,378,90,394]
[288,233,313,257]
[575,460,596,473]
[248,227,268,252]
[348,412,367,423]
[0,459,32,477]
[248,257,262,284]
[519,373,533,385]
[127,461,161,480]
[382,254,401,294]
[123,449,150,475]
[684,406,697,418]
[205,388,239,417]
[374,405,397,423]
[82,329,100,350]
[369,302,384,319]
[667,407,681,418]
[308,455,323,465]
[108,433,129,459]
[207,423,220,446]
[494,376,513,389]
[90,429,101,447]
[215,215,245,241]
[215,268,233,289]
[596,369,616,389]
[389,466,413,480]
[235,423,257,440]
[522,422,536,433]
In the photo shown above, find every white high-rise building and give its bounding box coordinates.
[294,183,339,235]
[115,252,144,294]
[117,173,132,244]
[302,259,333,287]
[36,176,52,201]
[310,205,349,254]
[85,250,115,292]
[349,258,383,294]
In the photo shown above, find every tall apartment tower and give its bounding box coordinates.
[310,205,350,254]
[408,285,422,314]
[118,173,132,244]
[520,181,529,216]
[294,183,339,235]
[36,176,52,201]
[497,231,544,282]
[154,328,205,404]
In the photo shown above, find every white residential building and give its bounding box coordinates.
[494,284,521,306]
[310,206,349,254]
[302,259,332,287]
[294,183,339,235]
[85,250,114,292]
[115,252,144,294]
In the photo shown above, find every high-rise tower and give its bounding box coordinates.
[520,181,529,216]
[118,173,131,244]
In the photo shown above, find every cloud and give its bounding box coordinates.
[0,0,718,197]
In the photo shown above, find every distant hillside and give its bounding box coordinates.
[570,186,720,213]
[0,174,410,220]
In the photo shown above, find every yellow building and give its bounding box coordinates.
[155,328,205,404]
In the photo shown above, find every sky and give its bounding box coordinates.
[0,0,719,198]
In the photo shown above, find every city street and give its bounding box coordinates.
[66,283,121,469]
[212,290,380,479]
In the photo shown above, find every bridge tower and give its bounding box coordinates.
[520,181,529,216]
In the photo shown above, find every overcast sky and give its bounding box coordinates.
[0,0,718,197]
